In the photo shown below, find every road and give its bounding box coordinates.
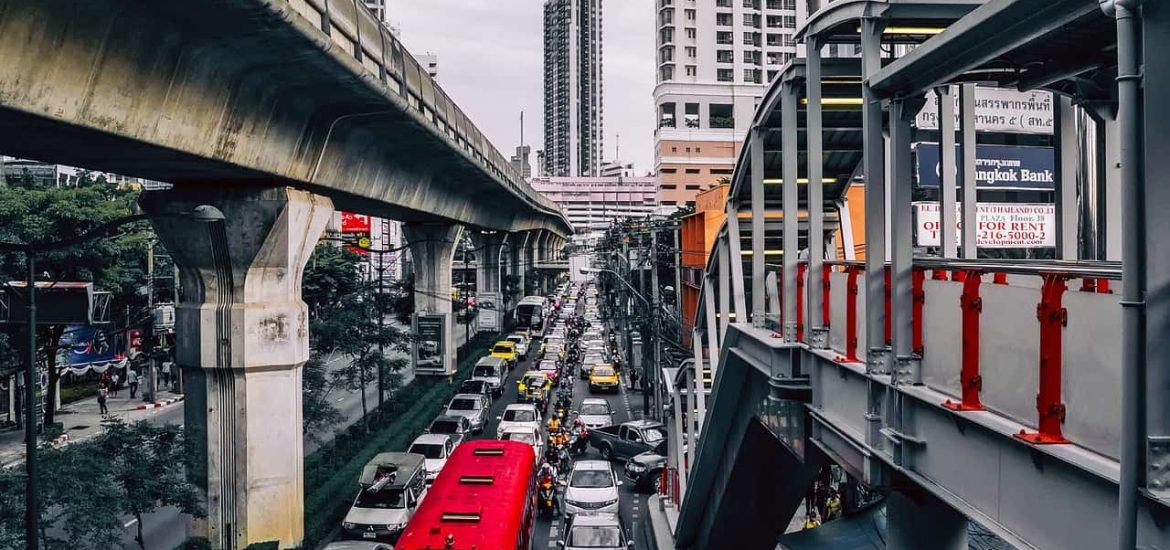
[119,321,470,549]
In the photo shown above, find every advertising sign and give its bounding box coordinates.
[914,202,1055,248]
[340,212,371,233]
[413,314,447,375]
[476,292,501,331]
[917,143,1055,190]
[915,88,1053,134]
[58,324,128,375]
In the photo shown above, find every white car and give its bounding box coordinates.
[498,425,544,463]
[408,433,454,483]
[506,333,530,359]
[576,398,615,429]
[496,403,543,438]
[445,394,489,433]
[562,460,622,516]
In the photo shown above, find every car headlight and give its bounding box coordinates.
[627,462,646,472]
[342,522,356,530]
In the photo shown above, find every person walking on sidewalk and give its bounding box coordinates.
[160,360,172,387]
[110,372,121,397]
[629,368,640,392]
[98,384,110,415]
[127,368,139,399]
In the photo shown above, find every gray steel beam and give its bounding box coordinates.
[806,36,826,346]
[1054,94,1079,260]
[938,86,958,258]
[718,241,731,340]
[725,203,749,318]
[959,84,978,259]
[693,327,708,433]
[861,16,889,374]
[890,97,921,386]
[751,128,767,325]
[781,83,800,342]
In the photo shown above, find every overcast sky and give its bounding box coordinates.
[392,0,655,175]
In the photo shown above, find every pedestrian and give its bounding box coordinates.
[629,368,639,391]
[127,367,139,399]
[160,360,172,387]
[110,371,120,397]
[97,384,109,415]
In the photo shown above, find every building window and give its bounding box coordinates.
[716,0,732,6]
[663,200,678,206]
[684,103,699,128]
[686,184,702,190]
[744,50,761,65]
[716,50,733,63]
[716,68,733,82]
[659,102,676,128]
[716,13,733,26]
[671,147,678,152]
[744,68,760,83]
[743,14,760,28]
[659,28,674,44]
[659,65,675,81]
[685,65,696,76]
[659,46,675,63]
[686,27,696,39]
[685,168,701,174]
[767,33,782,46]
[716,31,733,45]
[743,32,760,46]
[696,147,701,152]
[686,200,696,207]
[710,103,734,128]
[685,46,696,58]
[767,69,778,81]
[711,168,733,175]
[743,0,759,8]
[661,168,677,174]
[661,184,678,189]
[685,8,695,20]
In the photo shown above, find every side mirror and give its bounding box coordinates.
[496,415,503,420]
[557,542,566,548]
[628,541,635,548]
[617,481,624,486]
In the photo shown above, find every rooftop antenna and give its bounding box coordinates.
[616,133,621,162]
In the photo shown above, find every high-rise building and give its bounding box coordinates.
[599,160,635,178]
[418,52,440,81]
[511,145,533,179]
[532,176,658,232]
[362,0,386,23]
[654,0,807,207]
[543,0,604,177]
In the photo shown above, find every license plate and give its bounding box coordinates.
[363,532,377,539]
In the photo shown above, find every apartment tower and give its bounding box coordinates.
[544,0,604,177]
[655,0,806,207]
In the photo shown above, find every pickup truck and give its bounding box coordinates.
[588,419,667,462]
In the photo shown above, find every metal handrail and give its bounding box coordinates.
[820,258,1122,279]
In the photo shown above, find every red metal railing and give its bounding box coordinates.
[660,467,682,504]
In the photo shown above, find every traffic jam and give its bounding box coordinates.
[328,281,663,549]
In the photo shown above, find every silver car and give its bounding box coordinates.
[560,512,632,550]
[444,393,489,433]
[576,398,615,429]
[562,460,622,516]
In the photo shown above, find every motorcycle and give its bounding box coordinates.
[538,478,558,517]
[569,428,589,456]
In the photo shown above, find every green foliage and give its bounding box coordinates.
[303,357,345,443]
[302,244,364,320]
[59,380,99,405]
[386,273,415,326]
[301,332,499,548]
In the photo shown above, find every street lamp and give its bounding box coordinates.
[0,205,222,550]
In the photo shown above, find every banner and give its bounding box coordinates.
[58,324,127,375]
[917,143,1054,190]
[413,314,446,374]
[914,202,1055,248]
[476,292,500,331]
[915,88,1053,134]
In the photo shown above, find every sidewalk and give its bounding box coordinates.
[0,387,186,467]
[646,495,679,550]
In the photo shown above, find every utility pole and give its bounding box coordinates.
[648,226,660,419]
[376,249,386,413]
[144,240,157,403]
[464,245,471,346]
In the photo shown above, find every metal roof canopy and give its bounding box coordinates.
[868,0,1117,100]
[729,58,864,211]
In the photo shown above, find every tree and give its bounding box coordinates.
[302,356,344,443]
[386,273,416,326]
[302,244,364,320]
[0,178,151,428]
[91,419,203,550]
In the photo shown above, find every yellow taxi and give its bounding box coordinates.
[489,341,518,367]
[588,363,620,394]
[517,371,552,405]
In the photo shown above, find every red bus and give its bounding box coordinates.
[395,439,537,549]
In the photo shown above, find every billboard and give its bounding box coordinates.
[917,143,1054,190]
[914,202,1055,248]
[340,212,371,233]
[58,324,127,375]
[476,292,500,331]
[915,88,1053,134]
[413,314,449,375]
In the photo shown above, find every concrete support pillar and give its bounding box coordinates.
[513,232,530,300]
[886,490,969,550]
[403,223,462,375]
[142,186,332,550]
[470,231,507,331]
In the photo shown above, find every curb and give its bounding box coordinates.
[136,395,185,410]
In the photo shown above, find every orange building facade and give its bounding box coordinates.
[679,184,729,346]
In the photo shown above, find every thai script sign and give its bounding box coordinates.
[916,88,1053,134]
[914,202,1055,248]
[917,143,1055,190]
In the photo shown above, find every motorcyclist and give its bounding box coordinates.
[547,412,562,433]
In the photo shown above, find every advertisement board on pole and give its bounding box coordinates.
[340,212,371,233]
[476,292,500,331]
[914,202,1055,248]
[413,314,448,375]
[916,143,1055,190]
[915,88,1053,134]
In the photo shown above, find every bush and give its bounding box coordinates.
[301,332,501,548]
[60,380,99,405]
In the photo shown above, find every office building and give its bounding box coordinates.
[654,0,807,207]
[511,146,533,179]
[418,52,440,81]
[543,0,604,177]
[531,176,658,232]
[600,160,636,178]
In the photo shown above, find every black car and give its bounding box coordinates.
[459,379,493,401]
[623,448,668,492]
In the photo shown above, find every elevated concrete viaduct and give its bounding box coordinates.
[0,2,570,548]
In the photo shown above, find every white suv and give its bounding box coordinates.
[495,403,542,438]
[562,460,621,516]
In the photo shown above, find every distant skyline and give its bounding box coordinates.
[392,0,654,175]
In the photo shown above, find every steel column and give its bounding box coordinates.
[751,127,766,325]
[806,36,827,347]
[1016,275,1069,444]
[861,17,890,374]
[959,84,978,259]
[718,241,731,339]
[781,83,800,342]
[692,328,707,434]
[1054,94,1079,260]
[724,203,749,318]
[890,98,920,384]
[938,86,958,258]
[703,274,721,383]
[944,270,985,411]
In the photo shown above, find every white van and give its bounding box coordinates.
[341,453,428,542]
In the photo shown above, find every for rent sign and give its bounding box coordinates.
[915,202,1055,248]
[917,143,1055,190]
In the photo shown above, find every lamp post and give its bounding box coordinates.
[0,205,223,550]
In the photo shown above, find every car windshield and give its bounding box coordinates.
[524,376,546,387]
[449,398,478,411]
[473,365,497,377]
[409,443,445,459]
[354,488,406,509]
[643,428,666,444]
[493,345,511,354]
[568,526,623,547]
[461,381,486,392]
[503,409,536,422]
[507,336,523,344]
[580,403,610,416]
[593,367,614,377]
[570,469,614,489]
[502,431,536,444]
[429,420,462,434]
[539,362,557,371]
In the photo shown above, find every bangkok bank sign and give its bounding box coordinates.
[917,143,1055,190]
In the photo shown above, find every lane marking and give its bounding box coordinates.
[124,518,138,528]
